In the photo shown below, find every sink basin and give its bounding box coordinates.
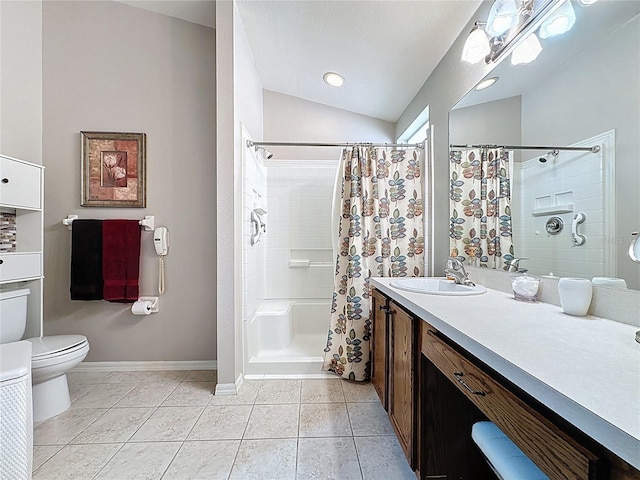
[389,277,487,296]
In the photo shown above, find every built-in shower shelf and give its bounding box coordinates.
[531,204,574,216]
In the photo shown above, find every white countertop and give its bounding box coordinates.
[370,277,640,469]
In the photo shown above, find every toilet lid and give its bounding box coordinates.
[27,335,88,359]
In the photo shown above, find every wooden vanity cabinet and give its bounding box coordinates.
[421,322,605,480]
[387,302,418,465]
[370,289,418,467]
[370,289,388,408]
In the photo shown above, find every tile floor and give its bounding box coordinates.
[32,370,416,480]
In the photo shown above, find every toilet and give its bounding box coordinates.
[0,288,89,422]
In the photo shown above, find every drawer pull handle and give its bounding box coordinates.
[1,178,8,184]
[379,305,388,311]
[453,372,486,396]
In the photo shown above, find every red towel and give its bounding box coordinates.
[102,220,141,302]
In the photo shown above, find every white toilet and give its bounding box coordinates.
[0,288,89,422]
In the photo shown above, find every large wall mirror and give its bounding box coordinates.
[449,1,640,290]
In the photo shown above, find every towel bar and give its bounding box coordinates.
[63,215,155,231]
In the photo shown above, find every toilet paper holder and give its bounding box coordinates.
[132,296,160,315]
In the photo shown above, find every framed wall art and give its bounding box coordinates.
[81,131,146,207]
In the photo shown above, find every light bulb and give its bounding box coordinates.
[461,26,490,64]
[511,33,543,65]
[323,72,345,87]
[539,0,576,38]
[486,0,519,37]
[577,0,598,6]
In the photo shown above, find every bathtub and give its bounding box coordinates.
[245,300,330,376]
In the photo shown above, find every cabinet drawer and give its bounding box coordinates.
[0,157,42,209]
[0,253,42,283]
[421,324,601,480]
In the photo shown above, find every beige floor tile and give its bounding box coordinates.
[70,383,137,409]
[184,369,218,382]
[341,380,379,403]
[114,382,179,407]
[229,438,297,480]
[69,383,97,403]
[301,379,345,403]
[33,445,63,471]
[299,403,352,437]
[33,443,121,480]
[347,402,395,436]
[297,437,363,480]
[93,442,181,480]
[162,381,215,406]
[162,440,240,480]
[34,408,107,445]
[66,371,110,385]
[102,371,152,383]
[187,405,252,440]
[71,407,154,444]
[255,379,301,404]
[145,369,189,381]
[354,436,415,480]
[244,404,300,439]
[130,406,204,442]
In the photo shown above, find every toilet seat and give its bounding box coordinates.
[27,335,88,361]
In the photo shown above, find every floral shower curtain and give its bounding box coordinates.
[323,145,424,381]
[449,147,513,269]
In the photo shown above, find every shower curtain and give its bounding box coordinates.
[449,147,513,269]
[323,145,424,381]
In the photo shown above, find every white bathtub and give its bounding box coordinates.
[245,300,329,376]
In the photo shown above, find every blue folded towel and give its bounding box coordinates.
[471,422,549,480]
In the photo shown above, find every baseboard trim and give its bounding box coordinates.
[72,360,217,373]
[214,372,244,395]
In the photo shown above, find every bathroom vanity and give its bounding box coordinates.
[370,278,640,480]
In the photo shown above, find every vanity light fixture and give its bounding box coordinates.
[461,23,490,64]
[486,0,519,37]
[475,77,499,90]
[510,33,543,65]
[461,0,583,66]
[539,0,576,38]
[323,72,345,87]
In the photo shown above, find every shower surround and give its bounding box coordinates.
[242,147,337,376]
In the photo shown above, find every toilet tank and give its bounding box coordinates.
[0,288,30,344]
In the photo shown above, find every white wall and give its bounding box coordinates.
[449,95,522,163]
[42,1,217,361]
[242,143,266,320]
[216,1,264,386]
[264,90,395,161]
[264,160,336,300]
[0,0,42,163]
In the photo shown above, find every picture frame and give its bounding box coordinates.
[81,131,146,208]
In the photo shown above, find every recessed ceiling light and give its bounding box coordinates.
[475,77,499,90]
[323,72,345,87]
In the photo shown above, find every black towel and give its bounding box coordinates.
[70,219,104,300]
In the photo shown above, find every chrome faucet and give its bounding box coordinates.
[505,257,529,273]
[445,257,475,286]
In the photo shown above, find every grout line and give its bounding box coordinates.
[88,442,127,480]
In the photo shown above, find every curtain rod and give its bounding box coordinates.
[449,144,600,153]
[247,140,424,149]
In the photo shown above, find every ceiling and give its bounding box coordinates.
[118,0,482,123]
[236,1,481,122]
